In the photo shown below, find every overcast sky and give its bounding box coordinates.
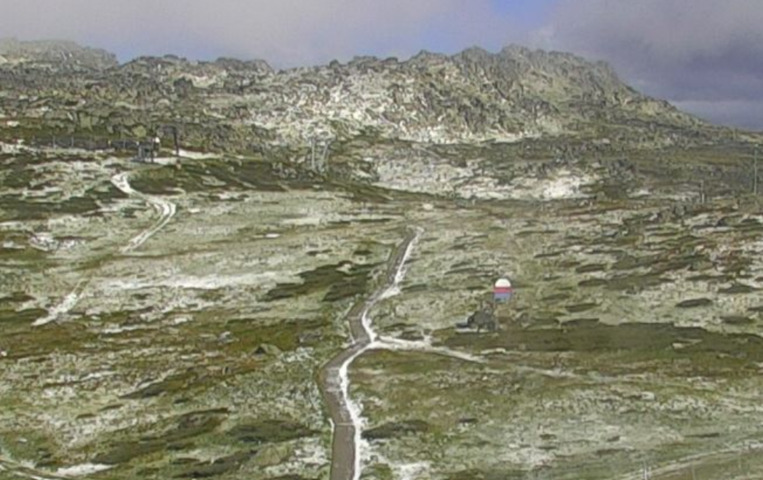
[1,0,761,130]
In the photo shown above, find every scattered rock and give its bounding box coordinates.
[254,343,282,356]
[676,298,713,308]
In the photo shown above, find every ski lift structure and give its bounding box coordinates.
[131,124,180,163]
[493,276,513,303]
[157,124,180,157]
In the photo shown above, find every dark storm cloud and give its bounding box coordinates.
[543,0,763,129]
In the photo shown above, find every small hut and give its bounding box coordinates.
[493,277,513,303]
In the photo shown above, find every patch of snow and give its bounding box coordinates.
[0,221,26,230]
[171,316,193,325]
[101,324,150,335]
[631,188,651,198]
[538,174,588,200]
[28,233,81,252]
[100,271,292,291]
[56,464,112,477]
[338,347,370,480]
[378,285,401,300]
[110,172,134,196]
[394,462,431,480]
[509,169,595,201]
[152,156,178,166]
[0,142,24,154]
[214,192,243,201]
[374,155,595,201]
[2,240,24,250]
[178,148,218,160]
[297,437,329,466]
[183,72,227,89]
[374,336,483,363]
[282,215,324,227]
[33,281,86,326]
[111,172,177,253]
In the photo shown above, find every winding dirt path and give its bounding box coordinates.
[318,228,419,480]
[32,279,88,327]
[13,170,177,476]
[111,172,177,253]
[0,457,66,480]
[317,228,482,480]
[33,171,176,328]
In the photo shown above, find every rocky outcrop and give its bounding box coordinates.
[0,39,727,152]
[0,38,117,70]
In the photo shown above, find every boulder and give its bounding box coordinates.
[254,344,282,356]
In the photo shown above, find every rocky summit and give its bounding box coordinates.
[1,39,763,480]
[1,39,708,148]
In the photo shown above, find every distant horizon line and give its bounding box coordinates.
[2,36,761,133]
[0,36,592,70]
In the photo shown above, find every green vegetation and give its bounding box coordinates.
[263,261,380,303]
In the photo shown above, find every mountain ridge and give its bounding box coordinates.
[0,38,735,151]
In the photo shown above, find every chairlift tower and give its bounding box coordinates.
[309,136,332,173]
[157,124,180,157]
[754,144,759,195]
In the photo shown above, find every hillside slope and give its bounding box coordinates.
[0,40,710,149]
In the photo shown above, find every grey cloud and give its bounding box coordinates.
[673,100,763,131]
[545,0,763,129]
[0,0,517,66]
[3,0,758,129]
